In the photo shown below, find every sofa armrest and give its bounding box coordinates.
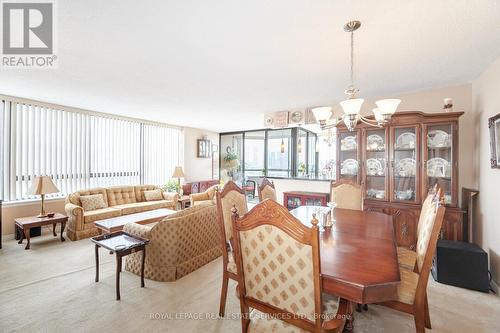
[65,202,84,231]
[163,191,179,202]
[190,192,209,205]
[123,222,153,240]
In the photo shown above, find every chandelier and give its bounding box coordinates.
[313,20,401,132]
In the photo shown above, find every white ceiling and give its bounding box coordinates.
[1,0,500,132]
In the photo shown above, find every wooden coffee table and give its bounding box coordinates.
[94,208,176,234]
[15,213,68,250]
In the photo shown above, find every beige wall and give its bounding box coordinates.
[183,127,219,182]
[472,54,500,288]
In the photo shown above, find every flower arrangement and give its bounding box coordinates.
[163,179,181,194]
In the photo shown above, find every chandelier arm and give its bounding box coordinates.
[358,115,382,127]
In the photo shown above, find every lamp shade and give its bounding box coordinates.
[312,107,332,123]
[340,98,364,115]
[172,166,185,178]
[373,108,384,122]
[375,99,401,115]
[29,176,59,195]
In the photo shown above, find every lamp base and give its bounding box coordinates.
[36,213,48,218]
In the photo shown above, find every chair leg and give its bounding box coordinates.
[414,302,426,333]
[424,294,432,329]
[219,272,229,317]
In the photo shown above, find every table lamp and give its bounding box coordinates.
[172,166,185,187]
[29,176,59,218]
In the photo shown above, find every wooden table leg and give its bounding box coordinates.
[60,222,66,242]
[343,301,354,332]
[24,227,31,250]
[95,244,100,282]
[17,225,24,244]
[141,247,146,288]
[116,254,122,300]
[52,223,57,236]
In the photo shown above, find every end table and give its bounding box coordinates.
[14,213,68,250]
[91,231,149,300]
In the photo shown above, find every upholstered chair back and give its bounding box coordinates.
[330,180,363,211]
[216,181,248,242]
[232,199,323,329]
[106,186,137,206]
[258,178,277,202]
[415,192,443,272]
[66,188,108,207]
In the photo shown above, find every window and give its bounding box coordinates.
[220,127,322,181]
[244,131,265,177]
[0,97,184,201]
[267,129,292,177]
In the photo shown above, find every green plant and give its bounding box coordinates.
[224,151,238,162]
[298,163,306,173]
[163,179,180,194]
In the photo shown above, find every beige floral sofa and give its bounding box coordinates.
[189,184,218,206]
[123,201,221,281]
[65,185,179,241]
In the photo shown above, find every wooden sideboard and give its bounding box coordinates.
[335,111,465,248]
[283,191,329,211]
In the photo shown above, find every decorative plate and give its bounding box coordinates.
[396,158,416,176]
[340,159,359,175]
[367,188,385,199]
[289,110,305,124]
[395,132,416,149]
[264,115,274,127]
[341,136,357,151]
[367,134,385,151]
[395,189,414,201]
[427,157,450,177]
[428,130,450,148]
[366,158,384,176]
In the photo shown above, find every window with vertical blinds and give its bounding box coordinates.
[0,98,184,201]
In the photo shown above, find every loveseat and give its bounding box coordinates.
[190,184,218,206]
[65,185,179,241]
[123,201,222,281]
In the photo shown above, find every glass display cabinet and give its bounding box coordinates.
[335,111,464,247]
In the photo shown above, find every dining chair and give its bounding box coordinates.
[231,199,349,333]
[215,181,249,317]
[258,177,277,202]
[329,180,363,211]
[397,186,438,270]
[378,188,446,333]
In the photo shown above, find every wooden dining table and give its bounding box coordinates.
[290,206,401,305]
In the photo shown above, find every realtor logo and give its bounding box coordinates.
[1,1,57,68]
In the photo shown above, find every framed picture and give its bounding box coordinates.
[197,139,211,158]
[488,113,500,168]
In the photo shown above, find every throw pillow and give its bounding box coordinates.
[80,194,107,211]
[144,189,164,201]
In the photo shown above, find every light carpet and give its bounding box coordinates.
[1,233,500,333]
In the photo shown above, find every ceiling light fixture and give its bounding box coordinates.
[313,20,401,132]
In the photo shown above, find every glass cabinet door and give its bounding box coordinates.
[338,130,360,183]
[425,123,455,205]
[364,128,388,200]
[392,126,419,203]
[286,195,302,210]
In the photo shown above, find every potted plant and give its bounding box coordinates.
[163,179,181,195]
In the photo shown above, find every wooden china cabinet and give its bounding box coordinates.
[336,111,464,249]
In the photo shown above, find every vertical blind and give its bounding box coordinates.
[0,98,184,201]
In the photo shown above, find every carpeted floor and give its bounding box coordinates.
[1,232,500,333]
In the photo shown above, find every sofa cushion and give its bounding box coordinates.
[83,207,122,224]
[134,185,160,202]
[67,188,108,207]
[106,186,137,206]
[113,200,173,215]
[144,189,164,201]
[80,194,107,211]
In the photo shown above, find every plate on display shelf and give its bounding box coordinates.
[340,136,357,151]
[444,194,452,204]
[428,130,450,148]
[395,132,416,149]
[340,159,359,175]
[367,188,385,199]
[427,157,450,177]
[395,189,414,201]
[366,158,384,176]
[396,158,416,177]
[367,134,385,151]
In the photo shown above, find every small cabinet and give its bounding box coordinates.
[283,191,329,210]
